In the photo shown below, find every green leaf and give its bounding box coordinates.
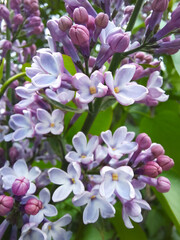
[154,170,180,231]
[110,202,147,240]
[22,63,31,82]
[0,58,4,83]
[62,54,76,75]
[172,51,180,76]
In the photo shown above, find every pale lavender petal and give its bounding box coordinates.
[39,188,50,204]
[52,184,72,202]
[51,124,64,135]
[115,64,136,87]
[120,85,148,101]
[113,127,127,146]
[73,180,84,195]
[135,199,151,210]
[11,115,29,127]
[104,72,114,92]
[115,93,134,106]
[72,132,87,154]
[72,192,90,206]
[2,175,16,189]
[29,211,44,224]
[149,88,164,98]
[13,159,28,177]
[99,177,116,198]
[99,200,115,218]
[35,123,51,135]
[48,168,69,185]
[117,142,137,154]
[53,52,64,73]
[45,88,59,101]
[40,52,58,75]
[28,167,41,181]
[130,214,143,223]
[32,74,56,87]
[43,204,57,217]
[87,136,99,153]
[37,109,51,123]
[122,207,134,228]
[83,201,99,224]
[101,130,113,147]
[52,109,64,122]
[65,151,81,163]
[26,67,41,78]
[54,214,72,227]
[67,162,81,179]
[117,166,134,180]
[27,182,36,195]
[125,132,135,142]
[116,181,135,200]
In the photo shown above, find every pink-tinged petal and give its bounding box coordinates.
[83,201,99,224]
[101,130,113,147]
[73,73,90,90]
[29,210,44,224]
[11,115,29,127]
[40,52,58,75]
[17,98,34,108]
[104,71,114,92]
[135,199,151,210]
[87,136,99,153]
[95,83,108,98]
[27,182,36,195]
[37,109,51,123]
[13,159,28,177]
[73,180,84,195]
[149,88,164,98]
[91,70,104,84]
[130,214,143,223]
[113,126,127,146]
[125,132,135,142]
[51,124,64,135]
[39,188,50,204]
[32,74,56,88]
[72,192,90,206]
[157,93,169,102]
[67,162,81,179]
[117,166,134,180]
[116,180,135,200]
[147,72,162,88]
[72,132,87,154]
[52,184,72,202]
[43,204,57,217]
[48,168,69,185]
[28,167,41,181]
[118,142,138,154]
[122,207,134,228]
[99,199,115,218]
[115,93,134,106]
[35,123,51,135]
[52,109,64,122]
[115,64,136,87]
[51,75,61,89]
[126,202,141,217]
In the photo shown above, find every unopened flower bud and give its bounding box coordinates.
[58,16,73,32]
[136,133,152,150]
[124,5,134,15]
[156,176,171,192]
[151,144,165,158]
[24,198,43,215]
[142,161,162,178]
[135,52,146,61]
[95,13,109,29]
[0,195,14,216]
[0,4,10,26]
[73,7,88,24]
[107,33,130,53]
[157,155,174,171]
[152,0,169,12]
[69,24,89,46]
[12,177,30,196]
[132,63,144,80]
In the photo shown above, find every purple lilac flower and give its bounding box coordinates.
[65,132,99,164]
[48,162,84,202]
[73,186,115,224]
[19,223,47,240]
[26,51,64,88]
[0,159,41,195]
[99,166,135,200]
[101,126,137,159]
[4,110,35,142]
[105,64,148,105]
[73,70,108,104]
[35,108,64,135]
[42,214,72,240]
[45,87,74,104]
[29,188,57,224]
[0,125,9,142]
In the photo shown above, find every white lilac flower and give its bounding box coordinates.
[0,125,9,142]
[48,162,84,202]
[35,108,64,135]
[65,132,99,164]
[4,110,34,142]
[122,198,151,229]
[0,159,41,195]
[45,87,74,104]
[73,70,108,104]
[101,126,137,159]
[26,51,64,89]
[73,186,115,224]
[105,64,148,106]
[29,188,57,224]
[42,214,72,240]
[99,166,135,200]
[19,223,47,240]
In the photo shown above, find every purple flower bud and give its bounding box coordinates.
[124,5,134,15]
[0,4,10,27]
[13,14,24,26]
[12,177,30,196]
[69,24,89,47]
[132,64,144,81]
[1,40,12,58]
[9,146,19,164]
[142,161,162,178]
[73,7,88,24]
[135,52,146,61]
[25,198,43,215]
[58,16,73,32]
[152,0,169,12]
[107,33,130,53]
[156,176,171,192]
[157,155,174,171]
[87,15,95,37]
[136,133,152,150]
[95,13,109,29]
[151,144,165,158]
[0,195,14,216]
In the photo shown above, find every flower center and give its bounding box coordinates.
[112,173,118,181]
[48,225,52,230]
[91,195,96,199]
[81,155,86,158]
[114,87,120,93]
[89,86,96,95]
[50,123,55,128]
[71,178,75,184]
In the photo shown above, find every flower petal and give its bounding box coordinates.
[52,185,72,202]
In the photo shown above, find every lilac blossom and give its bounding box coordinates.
[45,87,74,104]
[4,110,35,142]
[29,188,57,224]
[105,64,148,105]
[0,159,41,195]
[73,186,115,224]
[99,166,135,200]
[42,214,72,240]
[0,125,9,142]
[65,132,99,164]
[73,71,108,104]
[19,223,47,240]
[26,51,64,89]
[35,108,64,135]
[48,162,84,202]
[101,126,137,159]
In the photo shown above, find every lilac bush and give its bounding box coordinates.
[0,0,179,239]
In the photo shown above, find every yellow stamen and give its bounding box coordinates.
[48,225,52,230]
[91,195,96,199]
[112,173,118,181]
[112,148,116,151]
[50,123,55,128]
[114,87,120,93]
[71,178,75,184]
[81,155,86,158]
[89,86,96,95]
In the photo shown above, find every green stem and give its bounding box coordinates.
[6,0,11,81]
[0,72,26,99]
